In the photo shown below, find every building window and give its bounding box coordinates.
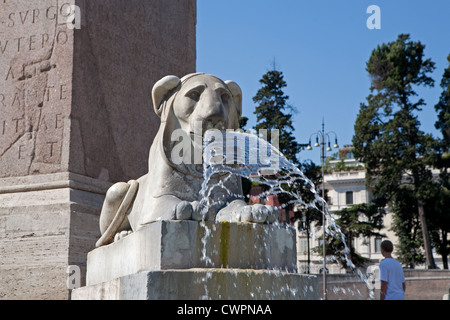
[374,238,382,253]
[346,191,354,205]
[299,238,308,255]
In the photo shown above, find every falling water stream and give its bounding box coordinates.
[196,130,374,299]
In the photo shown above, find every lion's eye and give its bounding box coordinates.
[221,93,230,102]
[189,91,200,101]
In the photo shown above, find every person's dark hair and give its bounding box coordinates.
[380,240,393,253]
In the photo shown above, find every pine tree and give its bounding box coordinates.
[253,69,301,165]
[353,34,438,268]
[435,54,450,150]
[390,185,425,267]
[330,203,385,269]
[252,68,304,223]
[432,53,450,269]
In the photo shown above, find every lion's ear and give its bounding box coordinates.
[152,75,181,117]
[225,80,242,117]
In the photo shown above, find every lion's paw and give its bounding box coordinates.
[216,202,280,224]
[175,201,194,220]
[241,204,280,223]
[114,230,132,242]
[175,201,216,221]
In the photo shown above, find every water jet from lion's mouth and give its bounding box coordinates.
[199,129,375,299]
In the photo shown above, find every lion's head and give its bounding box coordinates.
[151,73,243,174]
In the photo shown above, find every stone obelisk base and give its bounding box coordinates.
[0,172,111,299]
[71,221,318,300]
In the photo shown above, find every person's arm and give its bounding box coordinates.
[380,280,388,300]
[402,281,406,293]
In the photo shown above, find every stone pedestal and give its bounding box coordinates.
[0,172,111,299]
[72,269,318,300]
[0,0,196,299]
[72,221,318,300]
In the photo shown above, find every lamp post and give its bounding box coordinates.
[306,119,338,300]
[303,213,311,274]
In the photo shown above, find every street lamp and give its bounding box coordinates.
[306,119,339,300]
[302,211,311,274]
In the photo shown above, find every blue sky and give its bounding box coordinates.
[196,0,450,165]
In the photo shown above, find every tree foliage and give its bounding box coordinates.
[389,185,425,267]
[353,34,438,268]
[252,68,326,228]
[253,69,301,165]
[435,54,450,149]
[322,203,385,269]
[431,54,450,269]
[425,180,450,269]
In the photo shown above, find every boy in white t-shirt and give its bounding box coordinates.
[379,240,406,300]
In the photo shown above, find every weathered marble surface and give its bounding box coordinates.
[87,220,297,286]
[72,269,318,300]
[96,73,280,247]
[73,220,318,301]
[0,0,196,299]
[0,0,196,181]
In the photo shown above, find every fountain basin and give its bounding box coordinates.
[85,220,298,286]
[72,268,318,300]
[72,220,318,300]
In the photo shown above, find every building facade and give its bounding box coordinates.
[296,145,446,274]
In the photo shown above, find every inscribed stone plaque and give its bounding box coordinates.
[0,0,196,181]
[0,0,74,177]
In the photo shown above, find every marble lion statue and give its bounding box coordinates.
[96,73,280,247]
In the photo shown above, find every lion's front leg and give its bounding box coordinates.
[215,199,280,224]
[144,195,193,221]
[138,196,218,226]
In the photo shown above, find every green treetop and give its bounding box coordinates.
[353,34,437,268]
